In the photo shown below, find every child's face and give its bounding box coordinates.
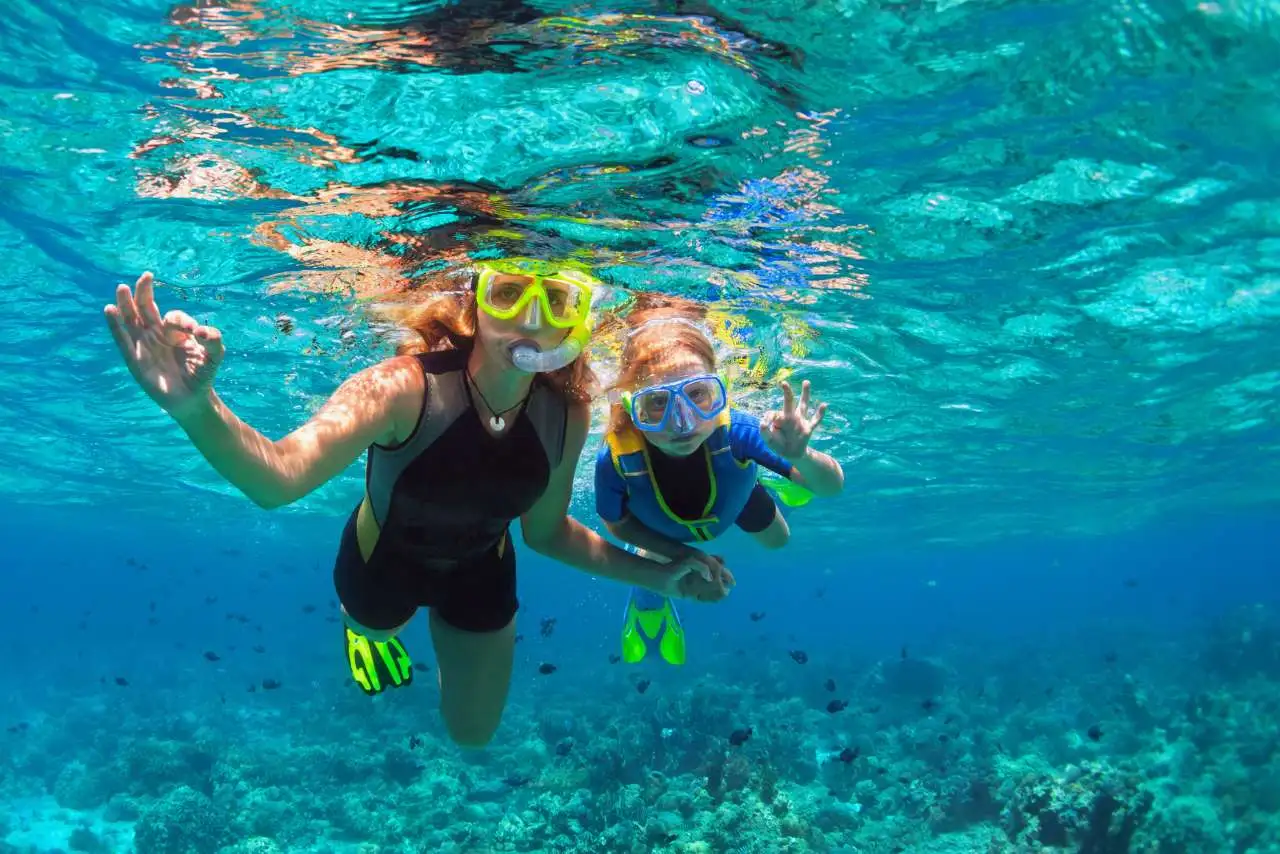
[634,353,721,457]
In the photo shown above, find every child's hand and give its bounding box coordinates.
[761,379,828,462]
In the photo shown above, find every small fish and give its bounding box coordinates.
[866,704,882,714]
[203,651,221,662]
[114,677,129,687]
[555,739,574,757]
[608,654,622,664]
[515,634,525,644]
[204,596,218,605]
[408,735,424,750]
[901,645,908,660]
[540,617,557,638]
[252,645,266,654]
[921,698,938,713]
[1104,651,1118,664]
[636,679,651,695]
[789,650,808,664]
[826,700,848,714]
[728,727,753,747]
[302,604,317,614]
[1123,578,1139,588]
[1087,724,1103,741]
[413,662,430,672]
[938,734,949,743]
[261,678,282,691]
[823,678,836,692]
[7,721,30,733]
[503,775,532,788]
[749,611,767,622]
[538,663,557,675]
[837,747,859,763]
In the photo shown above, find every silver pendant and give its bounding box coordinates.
[490,415,506,432]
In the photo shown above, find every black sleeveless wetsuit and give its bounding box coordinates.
[332,348,566,633]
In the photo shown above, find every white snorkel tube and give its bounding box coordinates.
[510,323,591,373]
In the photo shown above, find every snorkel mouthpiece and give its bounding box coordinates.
[509,327,587,374]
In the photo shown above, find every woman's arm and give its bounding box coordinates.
[521,403,692,594]
[605,515,691,563]
[174,356,421,509]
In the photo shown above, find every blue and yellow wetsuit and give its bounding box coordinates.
[595,409,799,664]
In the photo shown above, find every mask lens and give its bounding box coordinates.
[632,389,672,428]
[541,278,587,323]
[681,377,725,415]
[485,275,534,312]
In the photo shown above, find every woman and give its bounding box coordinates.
[104,259,729,748]
[596,305,844,666]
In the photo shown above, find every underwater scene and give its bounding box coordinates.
[2,0,1280,852]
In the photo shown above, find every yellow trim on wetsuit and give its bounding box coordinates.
[605,409,733,542]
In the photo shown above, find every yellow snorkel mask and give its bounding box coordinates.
[474,258,599,373]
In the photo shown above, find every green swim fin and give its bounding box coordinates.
[760,472,815,508]
[620,587,686,666]
[344,626,413,695]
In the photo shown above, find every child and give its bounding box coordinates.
[595,305,845,664]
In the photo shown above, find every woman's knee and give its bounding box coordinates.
[441,711,501,749]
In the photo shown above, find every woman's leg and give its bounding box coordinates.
[429,609,516,748]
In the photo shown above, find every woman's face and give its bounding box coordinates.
[474,283,572,369]
[634,352,720,457]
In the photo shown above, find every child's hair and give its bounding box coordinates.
[608,294,718,433]
[374,279,597,404]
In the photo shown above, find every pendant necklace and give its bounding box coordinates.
[466,367,529,433]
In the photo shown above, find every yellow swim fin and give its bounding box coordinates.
[344,626,413,695]
[620,587,686,666]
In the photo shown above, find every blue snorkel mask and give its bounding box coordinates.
[621,374,728,436]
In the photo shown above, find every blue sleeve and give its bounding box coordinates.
[594,445,629,522]
[728,411,794,478]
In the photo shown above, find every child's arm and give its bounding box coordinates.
[787,446,844,497]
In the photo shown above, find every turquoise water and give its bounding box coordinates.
[2,0,1280,852]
